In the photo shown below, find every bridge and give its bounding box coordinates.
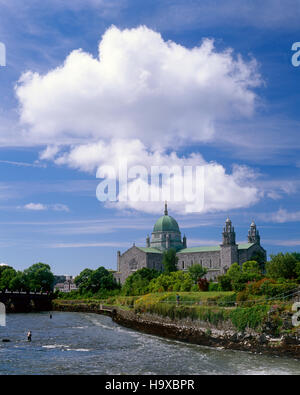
[0,291,53,313]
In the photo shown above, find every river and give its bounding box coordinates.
[0,312,299,375]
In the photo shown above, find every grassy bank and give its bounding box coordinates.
[55,290,296,334]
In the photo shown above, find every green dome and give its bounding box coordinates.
[153,215,180,233]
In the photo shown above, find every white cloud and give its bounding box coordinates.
[14,26,264,215]
[260,208,300,223]
[24,203,47,211]
[16,25,261,148]
[23,203,69,212]
[47,138,259,214]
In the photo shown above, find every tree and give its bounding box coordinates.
[266,253,299,280]
[0,267,17,291]
[227,263,241,279]
[23,263,54,292]
[88,267,118,293]
[75,268,93,291]
[75,267,119,294]
[242,260,262,279]
[162,248,178,274]
[218,275,232,291]
[122,268,160,296]
[295,262,300,281]
[250,251,266,271]
[9,271,28,291]
[188,264,207,283]
[225,261,263,292]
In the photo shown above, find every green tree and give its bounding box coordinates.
[217,275,232,291]
[23,263,54,292]
[75,268,93,291]
[242,260,262,279]
[266,253,299,280]
[75,267,119,294]
[9,271,28,291]
[227,263,241,279]
[188,264,207,283]
[250,251,266,271]
[122,268,160,296]
[0,267,17,291]
[162,248,178,274]
[225,261,263,292]
[88,267,118,293]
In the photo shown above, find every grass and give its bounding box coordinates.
[133,291,235,305]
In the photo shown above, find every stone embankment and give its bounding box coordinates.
[53,300,300,359]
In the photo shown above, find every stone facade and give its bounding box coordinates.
[114,204,266,284]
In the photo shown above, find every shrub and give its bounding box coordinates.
[247,278,298,298]
[217,293,237,307]
[148,271,194,293]
[122,268,160,296]
[218,275,232,291]
[229,305,269,331]
[266,252,300,280]
[197,278,209,291]
[208,282,220,292]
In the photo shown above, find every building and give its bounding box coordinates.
[53,275,78,293]
[114,203,266,284]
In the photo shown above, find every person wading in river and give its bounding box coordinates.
[27,331,32,342]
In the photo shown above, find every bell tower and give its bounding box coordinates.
[248,220,260,244]
[220,217,238,272]
[222,217,236,246]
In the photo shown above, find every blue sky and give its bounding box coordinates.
[0,0,300,276]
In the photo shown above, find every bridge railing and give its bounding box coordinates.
[1,290,53,296]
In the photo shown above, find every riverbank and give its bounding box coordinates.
[52,299,300,359]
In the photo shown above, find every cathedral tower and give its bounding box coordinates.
[248,220,260,244]
[220,218,238,272]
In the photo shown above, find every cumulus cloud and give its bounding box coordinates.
[16,26,263,214]
[16,25,261,147]
[41,138,259,214]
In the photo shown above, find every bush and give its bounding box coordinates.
[218,275,232,291]
[217,293,237,307]
[208,282,221,292]
[229,305,269,331]
[266,252,300,280]
[148,271,194,293]
[246,278,298,298]
[197,278,209,291]
[122,268,160,296]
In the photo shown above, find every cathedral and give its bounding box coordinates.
[114,203,266,284]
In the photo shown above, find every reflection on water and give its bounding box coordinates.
[0,312,299,375]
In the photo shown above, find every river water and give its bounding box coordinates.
[0,312,299,375]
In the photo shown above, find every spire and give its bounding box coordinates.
[164,200,168,216]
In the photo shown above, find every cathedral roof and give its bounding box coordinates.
[177,243,255,254]
[152,202,180,233]
[153,214,180,233]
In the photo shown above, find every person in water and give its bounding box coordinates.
[27,331,32,342]
[49,313,52,319]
